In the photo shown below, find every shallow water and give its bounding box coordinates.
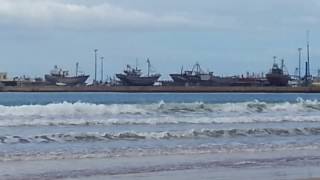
[1,93,320,179]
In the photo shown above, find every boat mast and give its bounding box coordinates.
[135,58,138,71]
[147,58,150,77]
[196,63,200,74]
[76,62,79,77]
[273,56,277,64]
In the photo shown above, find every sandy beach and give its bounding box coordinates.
[2,149,320,180]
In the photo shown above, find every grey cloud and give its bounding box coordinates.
[0,0,196,30]
[1,0,320,31]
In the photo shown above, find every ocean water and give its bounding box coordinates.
[1,93,320,180]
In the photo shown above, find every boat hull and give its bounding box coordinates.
[0,81,17,86]
[45,75,89,86]
[116,74,160,86]
[170,74,267,86]
[266,74,289,86]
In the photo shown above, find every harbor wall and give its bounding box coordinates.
[2,85,320,93]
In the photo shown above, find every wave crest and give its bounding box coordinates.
[0,99,320,126]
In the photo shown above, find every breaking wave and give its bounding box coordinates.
[2,127,320,144]
[0,98,320,126]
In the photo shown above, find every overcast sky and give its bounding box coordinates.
[0,0,319,80]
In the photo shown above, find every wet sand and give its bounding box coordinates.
[1,149,320,180]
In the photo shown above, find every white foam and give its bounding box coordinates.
[0,99,320,126]
[2,127,320,144]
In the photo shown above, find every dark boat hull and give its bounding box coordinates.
[116,74,160,86]
[170,74,267,86]
[266,74,289,86]
[170,74,222,86]
[45,75,89,86]
[0,81,17,86]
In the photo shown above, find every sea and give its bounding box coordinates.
[1,92,320,180]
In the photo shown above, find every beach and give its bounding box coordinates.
[1,93,320,179]
[2,150,320,180]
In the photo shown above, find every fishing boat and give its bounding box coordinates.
[266,58,290,86]
[45,65,89,86]
[116,59,161,86]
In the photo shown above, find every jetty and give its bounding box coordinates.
[2,85,320,93]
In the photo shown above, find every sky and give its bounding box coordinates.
[0,0,320,81]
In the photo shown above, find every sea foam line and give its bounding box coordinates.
[1,127,320,144]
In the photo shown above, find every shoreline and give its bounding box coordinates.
[1,85,320,93]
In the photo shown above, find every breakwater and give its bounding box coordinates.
[2,85,320,93]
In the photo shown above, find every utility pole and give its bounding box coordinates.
[100,56,104,83]
[94,49,98,83]
[298,48,302,79]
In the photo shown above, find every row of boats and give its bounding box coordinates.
[41,59,290,87]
